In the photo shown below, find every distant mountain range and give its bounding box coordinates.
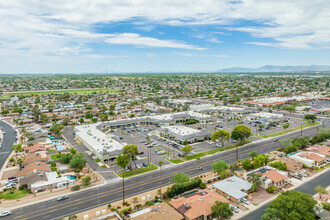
[218,65,330,73]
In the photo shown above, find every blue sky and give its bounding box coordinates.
[0,0,330,73]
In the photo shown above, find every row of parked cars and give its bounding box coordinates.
[4,178,18,189]
[291,172,308,180]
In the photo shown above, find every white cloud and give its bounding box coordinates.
[104,33,205,50]
[0,0,329,65]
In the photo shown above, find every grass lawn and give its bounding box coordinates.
[101,165,108,168]
[47,149,57,153]
[260,121,320,138]
[166,158,184,164]
[116,164,158,178]
[51,154,61,160]
[184,152,206,160]
[1,88,119,99]
[2,189,29,200]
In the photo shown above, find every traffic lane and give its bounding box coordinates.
[242,169,330,220]
[0,120,16,170]
[8,122,326,219]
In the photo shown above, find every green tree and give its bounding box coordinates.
[281,138,293,148]
[12,143,23,155]
[82,175,91,186]
[318,128,330,139]
[231,125,251,161]
[314,185,328,199]
[242,158,252,170]
[283,145,298,154]
[269,161,287,171]
[122,144,139,168]
[211,201,233,219]
[248,151,259,160]
[181,145,193,155]
[17,158,23,170]
[253,155,266,168]
[283,123,290,129]
[247,172,263,188]
[100,113,108,121]
[292,136,310,149]
[304,114,317,123]
[229,163,239,175]
[310,135,325,144]
[69,154,86,169]
[172,172,190,184]
[40,113,49,123]
[211,130,230,148]
[262,190,317,220]
[211,160,229,174]
[32,104,41,123]
[116,154,130,204]
[61,118,70,126]
[60,153,72,164]
[70,147,77,155]
[50,122,63,137]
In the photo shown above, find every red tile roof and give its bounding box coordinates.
[263,169,286,183]
[299,152,325,162]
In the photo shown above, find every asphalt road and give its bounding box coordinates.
[5,120,329,220]
[0,119,16,170]
[242,169,330,220]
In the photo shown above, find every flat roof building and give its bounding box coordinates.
[75,123,124,162]
[161,126,211,144]
[246,112,286,122]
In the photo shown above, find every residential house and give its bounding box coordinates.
[290,152,326,167]
[22,152,50,166]
[306,145,330,158]
[277,157,303,174]
[29,172,75,192]
[130,202,183,220]
[244,166,288,189]
[16,161,50,179]
[212,176,252,203]
[169,189,229,220]
[24,143,47,153]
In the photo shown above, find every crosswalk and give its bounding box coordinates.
[0,151,10,155]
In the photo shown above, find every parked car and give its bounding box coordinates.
[143,163,148,167]
[37,188,44,192]
[241,198,250,204]
[300,172,307,177]
[136,165,141,169]
[273,139,278,142]
[57,195,68,201]
[178,153,184,157]
[0,210,12,217]
[231,205,239,213]
[7,176,16,180]
[216,144,222,147]
[139,151,144,155]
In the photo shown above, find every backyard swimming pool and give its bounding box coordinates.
[66,175,77,180]
[56,146,64,150]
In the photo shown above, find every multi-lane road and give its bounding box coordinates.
[0,119,16,170]
[4,119,328,220]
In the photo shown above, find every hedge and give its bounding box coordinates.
[167,178,202,198]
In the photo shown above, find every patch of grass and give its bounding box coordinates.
[261,121,320,138]
[95,159,101,163]
[2,190,29,200]
[101,165,108,168]
[1,88,119,99]
[51,154,61,160]
[166,158,184,164]
[185,152,206,160]
[47,149,57,153]
[116,164,158,178]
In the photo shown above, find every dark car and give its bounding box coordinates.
[273,139,278,142]
[139,151,144,155]
[57,195,68,201]
[178,153,184,157]
[37,188,44,192]
[7,176,16,180]
[143,163,148,167]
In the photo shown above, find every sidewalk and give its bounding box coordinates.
[0,175,105,212]
[232,167,330,219]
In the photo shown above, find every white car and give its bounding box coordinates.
[231,205,239,213]
[196,166,203,170]
[216,144,222,147]
[0,210,12,217]
[241,198,250,204]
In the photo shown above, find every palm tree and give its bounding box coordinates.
[116,154,130,204]
[17,158,23,170]
[158,161,164,198]
[196,157,200,169]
